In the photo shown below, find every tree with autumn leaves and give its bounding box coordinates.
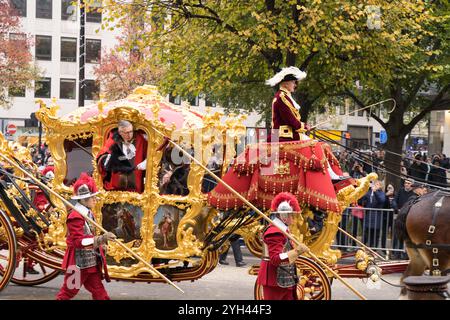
[0,0,40,108]
[93,7,163,101]
[95,0,448,187]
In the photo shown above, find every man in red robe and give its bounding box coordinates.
[257,192,309,300]
[97,120,148,193]
[56,173,116,300]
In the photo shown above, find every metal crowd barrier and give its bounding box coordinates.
[333,207,408,260]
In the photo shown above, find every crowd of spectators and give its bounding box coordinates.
[335,148,449,258]
[335,149,449,188]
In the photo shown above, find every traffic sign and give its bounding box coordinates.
[6,123,17,135]
[380,130,387,144]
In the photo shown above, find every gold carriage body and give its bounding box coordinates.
[34,86,249,280]
[28,85,375,282]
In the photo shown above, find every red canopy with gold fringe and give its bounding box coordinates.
[207,140,343,214]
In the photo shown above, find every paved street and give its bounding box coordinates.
[0,248,404,300]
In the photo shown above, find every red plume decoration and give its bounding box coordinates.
[41,166,54,176]
[270,192,300,212]
[73,172,97,194]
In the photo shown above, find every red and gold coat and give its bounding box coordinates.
[97,129,148,193]
[271,88,307,141]
[61,209,110,282]
[257,224,295,288]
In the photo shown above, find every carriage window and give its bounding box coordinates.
[96,127,148,193]
[63,137,93,186]
[201,150,223,194]
[153,205,185,250]
[158,145,190,196]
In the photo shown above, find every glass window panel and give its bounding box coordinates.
[84,80,99,100]
[60,37,77,62]
[9,86,26,97]
[35,78,51,98]
[61,0,76,20]
[63,137,93,186]
[10,0,26,17]
[60,79,76,99]
[86,39,101,63]
[86,1,102,23]
[36,35,52,61]
[36,0,52,19]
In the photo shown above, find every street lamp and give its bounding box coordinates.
[79,0,86,107]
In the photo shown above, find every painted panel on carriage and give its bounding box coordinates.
[63,137,93,186]
[153,205,184,250]
[101,203,144,244]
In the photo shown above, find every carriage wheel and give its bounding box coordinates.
[0,210,17,292]
[10,252,60,286]
[254,256,331,300]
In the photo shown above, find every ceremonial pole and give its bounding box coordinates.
[0,153,184,294]
[150,126,368,300]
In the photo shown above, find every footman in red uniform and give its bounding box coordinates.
[257,192,309,300]
[56,173,116,300]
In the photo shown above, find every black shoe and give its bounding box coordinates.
[219,260,229,265]
[26,267,39,275]
[236,261,247,267]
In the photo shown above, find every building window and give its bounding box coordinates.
[84,80,99,100]
[60,79,76,99]
[86,39,101,63]
[61,37,77,62]
[35,35,52,61]
[10,0,26,17]
[86,1,102,23]
[188,95,199,106]
[357,108,364,117]
[61,0,76,20]
[36,0,52,19]
[9,33,26,41]
[339,105,346,115]
[9,86,26,97]
[35,78,51,98]
[205,96,216,107]
[169,94,181,105]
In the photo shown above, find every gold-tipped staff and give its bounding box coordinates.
[151,126,368,300]
[0,153,184,294]
[309,98,396,131]
[337,227,387,261]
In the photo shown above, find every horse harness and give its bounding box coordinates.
[407,192,450,276]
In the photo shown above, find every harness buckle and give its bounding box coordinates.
[428,225,436,234]
[432,258,439,267]
[432,269,442,276]
[432,248,439,254]
[435,201,442,208]
[426,240,432,246]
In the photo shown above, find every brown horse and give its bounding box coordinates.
[395,190,450,298]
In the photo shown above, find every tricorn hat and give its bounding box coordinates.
[265,66,307,87]
[71,172,99,200]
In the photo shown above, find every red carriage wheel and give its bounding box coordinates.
[0,209,17,292]
[254,256,331,300]
[10,253,60,286]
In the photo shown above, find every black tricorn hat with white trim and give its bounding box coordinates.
[265,66,307,87]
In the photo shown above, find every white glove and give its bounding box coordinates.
[136,160,147,170]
